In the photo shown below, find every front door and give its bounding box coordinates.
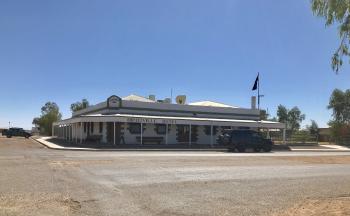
[107,122,121,145]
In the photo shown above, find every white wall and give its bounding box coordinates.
[102,122,107,143]
[122,124,216,145]
[123,122,133,144]
[123,123,181,145]
[123,123,162,144]
[197,126,209,145]
[167,124,177,144]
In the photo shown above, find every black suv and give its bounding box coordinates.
[2,128,32,138]
[217,130,273,152]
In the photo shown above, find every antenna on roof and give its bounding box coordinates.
[170,88,173,103]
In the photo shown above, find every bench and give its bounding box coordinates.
[86,135,102,143]
[136,136,164,144]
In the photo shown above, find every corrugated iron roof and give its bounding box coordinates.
[189,101,238,108]
[122,94,155,103]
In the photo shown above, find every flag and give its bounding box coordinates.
[252,74,259,91]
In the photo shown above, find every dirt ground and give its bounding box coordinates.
[1,137,350,216]
[0,193,81,216]
[272,196,350,216]
[275,156,350,164]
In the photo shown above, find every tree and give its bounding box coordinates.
[277,105,288,123]
[268,116,278,122]
[276,105,306,133]
[328,120,350,144]
[32,102,62,135]
[70,99,89,113]
[311,0,350,73]
[327,89,350,144]
[307,120,319,136]
[328,88,350,123]
[260,109,269,120]
[288,107,306,132]
[32,117,40,127]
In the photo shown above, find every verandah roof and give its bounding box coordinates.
[54,113,285,129]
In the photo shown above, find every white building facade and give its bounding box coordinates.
[53,95,286,146]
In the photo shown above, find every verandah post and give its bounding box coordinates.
[80,122,83,144]
[140,122,143,145]
[113,122,116,145]
[210,124,213,147]
[75,123,77,143]
[189,124,191,146]
[165,124,168,145]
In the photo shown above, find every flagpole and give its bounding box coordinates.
[257,72,260,110]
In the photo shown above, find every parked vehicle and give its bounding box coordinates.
[2,127,32,138]
[217,130,273,152]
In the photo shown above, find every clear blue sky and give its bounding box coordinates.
[1,0,349,129]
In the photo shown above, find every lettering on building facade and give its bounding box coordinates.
[127,117,176,124]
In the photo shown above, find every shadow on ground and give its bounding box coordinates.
[43,137,291,152]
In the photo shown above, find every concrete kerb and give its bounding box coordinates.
[33,137,92,151]
[270,147,350,152]
[32,137,350,152]
[32,137,228,152]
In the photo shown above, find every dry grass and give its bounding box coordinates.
[275,156,350,164]
[271,196,350,216]
[49,159,114,168]
[0,193,81,216]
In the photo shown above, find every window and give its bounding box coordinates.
[176,125,190,142]
[99,122,103,133]
[155,124,166,134]
[128,123,141,134]
[84,122,87,132]
[91,122,94,133]
[204,126,218,135]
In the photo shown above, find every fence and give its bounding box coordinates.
[268,130,318,145]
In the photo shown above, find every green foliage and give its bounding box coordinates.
[32,102,62,135]
[268,116,278,122]
[328,88,350,123]
[70,99,89,113]
[329,120,350,145]
[277,105,288,123]
[311,0,350,73]
[260,109,269,120]
[291,130,318,143]
[276,105,306,132]
[32,117,40,126]
[288,107,306,132]
[328,89,350,144]
[307,120,319,136]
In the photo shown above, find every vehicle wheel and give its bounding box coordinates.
[6,135,11,138]
[262,144,272,152]
[25,135,29,139]
[253,146,261,152]
[236,143,246,152]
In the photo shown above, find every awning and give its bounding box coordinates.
[53,113,285,129]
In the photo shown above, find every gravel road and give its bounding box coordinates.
[1,137,350,216]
